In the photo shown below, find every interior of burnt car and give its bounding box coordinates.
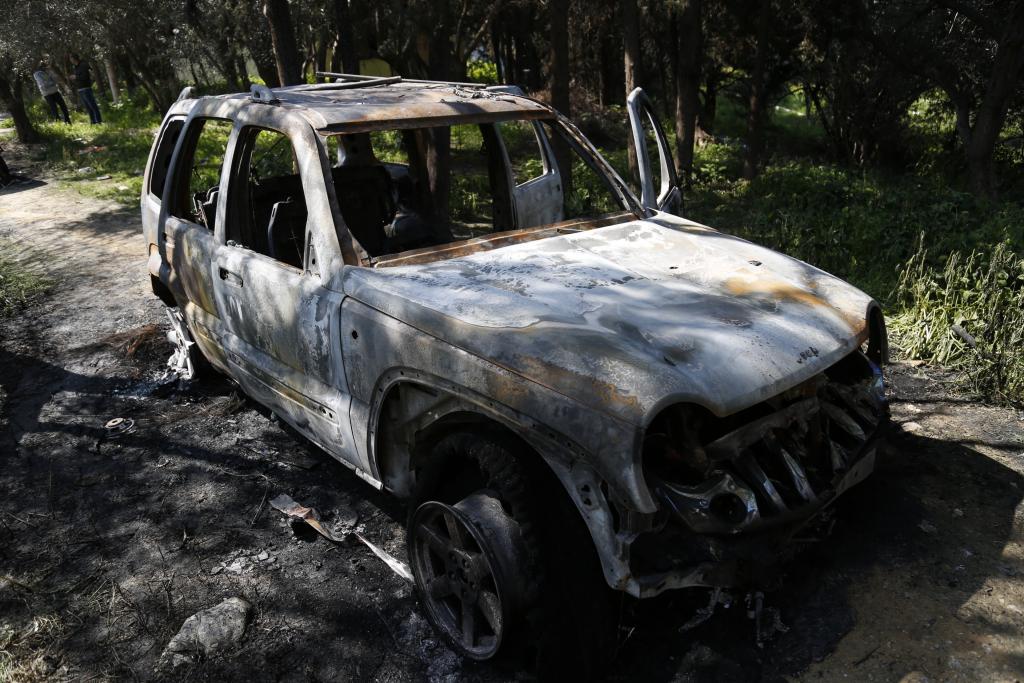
[225,126,310,270]
[322,118,628,261]
[169,117,232,233]
[168,117,312,271]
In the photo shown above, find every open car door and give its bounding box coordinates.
[627,87,682,215]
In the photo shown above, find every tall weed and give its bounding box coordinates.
[889,239,1024,405]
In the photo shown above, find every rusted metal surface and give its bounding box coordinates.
[140,80,889,606]
[369,212,634,267]
[342,216,877,422]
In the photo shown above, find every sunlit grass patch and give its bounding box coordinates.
[0,244,51,318]
[890,240,1024,405]
[0,614,70,682]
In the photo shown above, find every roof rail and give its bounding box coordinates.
[250,84,279,104]
[315,71,384,82]
[317,71,491,89]
[294,75,402,91]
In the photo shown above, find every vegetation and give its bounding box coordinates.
[0,244,50,318]
[1,0,1023,402]
[14,94,162,204]
[889,242,1024,404]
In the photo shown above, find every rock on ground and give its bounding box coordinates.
[160,597,252,668]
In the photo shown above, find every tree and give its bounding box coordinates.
[673,0,702,185]
[742,0,771,179]
[263,0,303,86]
[623,0,641,180]
[865,0,1024,198]
[331,0,358,74]
[550,0,572,189]
[0,71,39,144]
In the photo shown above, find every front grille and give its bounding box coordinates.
[646,351,887,533]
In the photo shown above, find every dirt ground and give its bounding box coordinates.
[2,145,1024,682]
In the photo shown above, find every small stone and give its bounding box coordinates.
[953,508,964,518]
[918,520,937,534]
[210,565,223,575]
[256,551,270,562]
[903,421,923,433]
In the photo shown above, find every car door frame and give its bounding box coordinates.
[626,87,682,215]
[209,103,371,481]
[155,106,237,373]
[489,86,565,229]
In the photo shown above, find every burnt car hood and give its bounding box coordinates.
[342,218,876,425]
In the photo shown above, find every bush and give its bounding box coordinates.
[889,240,1024,405]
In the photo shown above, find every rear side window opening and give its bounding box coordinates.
[321,117,632,262]
[148,118,184,200]
[168,118,233,231]
[224,127,310,270]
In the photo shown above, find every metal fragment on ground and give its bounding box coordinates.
[269,493,412,581]
[104,417,135,438]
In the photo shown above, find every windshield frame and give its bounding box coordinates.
[317,111,646,267]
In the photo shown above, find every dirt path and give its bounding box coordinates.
[2,152,1023,682]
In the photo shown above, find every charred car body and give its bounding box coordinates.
[141,75,888,664]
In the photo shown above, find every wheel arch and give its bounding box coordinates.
[369,370,559,499]
[369,370,646,594]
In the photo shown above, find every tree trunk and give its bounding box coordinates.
[963,0,1024,199]
[674,0,702,186]
[262,0,303,86]
[700,66,718,133]
[421,5,458,229]
[331,0,359,74]
[105,58,121,104]
[549,0,572,190]
[248,43,281,88]
[314,29,329,81]
[742,0,771,180]
[0,73,39,144]
[236,55,251,90]
[132,58,171,113]
[117,55,138,95]
[623,0,641,181]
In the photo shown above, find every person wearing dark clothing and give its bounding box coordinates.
[33,62,70,123]
[71,54,102,124]
[0,148,12,186]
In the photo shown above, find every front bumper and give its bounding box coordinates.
[627,354,888,598]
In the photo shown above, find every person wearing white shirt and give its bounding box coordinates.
[33,61,70,124]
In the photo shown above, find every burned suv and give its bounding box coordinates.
[141,75,888,666]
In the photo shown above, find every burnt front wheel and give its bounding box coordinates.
[408,431,616,676]
[410,493,528,660]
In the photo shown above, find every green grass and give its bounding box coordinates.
[0,244,51,317]
[686,142,1024,299]
[889,241,1024,405]
[24,92,162,205]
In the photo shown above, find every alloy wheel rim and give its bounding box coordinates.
[410,497,512,660]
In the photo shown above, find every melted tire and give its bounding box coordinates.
[409,430,618,679]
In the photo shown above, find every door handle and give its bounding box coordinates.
[219,267,243,287]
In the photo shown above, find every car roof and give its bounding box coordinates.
[199,80,555,134]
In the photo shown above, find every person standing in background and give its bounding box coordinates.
[358,37,394,77]
[69,53,102,124]
[0,146,12,187]
[33,61,70,124]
